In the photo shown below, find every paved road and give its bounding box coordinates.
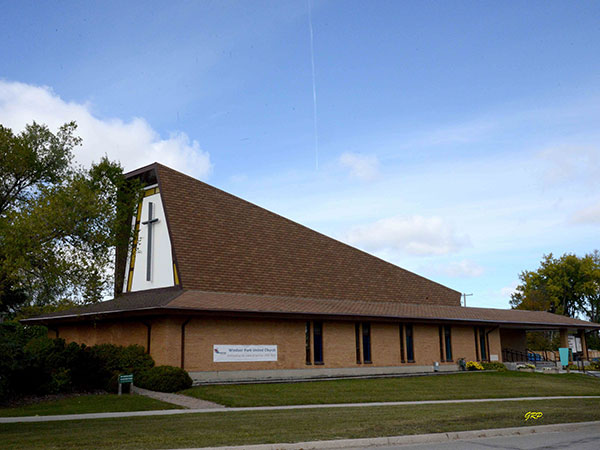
[359,426,600,450]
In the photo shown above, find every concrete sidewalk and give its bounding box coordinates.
[132,385,224,409]
[1,395,599,423]
[172,421,600,450]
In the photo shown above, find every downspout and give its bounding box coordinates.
[49,327,59,338]
[181,318,191,369]
[485,325,499,362]
[141,321,152,354]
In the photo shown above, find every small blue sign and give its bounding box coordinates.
[559,347,570,366]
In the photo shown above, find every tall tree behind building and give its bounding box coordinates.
[510,252,600,349]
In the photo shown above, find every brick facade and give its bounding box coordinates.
[53,320,147,349]
[54,316,505,372]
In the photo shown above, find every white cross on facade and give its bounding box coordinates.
[141,202,159,281]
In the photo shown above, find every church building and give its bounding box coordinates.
[24,163,600,382]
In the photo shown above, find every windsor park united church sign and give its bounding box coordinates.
[213,345,278,362]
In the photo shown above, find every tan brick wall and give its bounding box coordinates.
[413,324,441,365]
[452,325,478,362]
[150,317,182,367]
[56,321,147,348]
[403,324,486,366]
[487,327,502,361]
[55,316,489,372]
[320,321,356,367]
[183,317,307,371]
[182,319,488,371]
[371,323,401,366]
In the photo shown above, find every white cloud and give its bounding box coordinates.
[500,281,519,299]
[537,145,600,188]
[0,80,212,178]
[344,215,469,256]
[339,152,380,181]
[430,260,484,278]
[571,202,600,224]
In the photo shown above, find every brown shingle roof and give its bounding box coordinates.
[166,290,600,328]
[22,287,183,322]
[23,288,600,329]
[154,163,461,306]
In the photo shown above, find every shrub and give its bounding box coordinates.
[466,361,484,371]
[0,322,157,400]
[20,336,76,394]
[89,344,154,391]
[0,323,50,399]
[481,362,507,371]
[588,360,600,371]
[135,366,192,392]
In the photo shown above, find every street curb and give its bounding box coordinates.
[182,421,600,450]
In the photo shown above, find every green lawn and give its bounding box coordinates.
[2,398,599,449]
[181,372,600,407]
[0,394,177,417]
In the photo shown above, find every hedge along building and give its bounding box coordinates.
[24,163,600,382]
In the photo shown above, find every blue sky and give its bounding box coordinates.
[1,1,599,308]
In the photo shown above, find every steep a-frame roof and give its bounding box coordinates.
[23,163,600,331]
[151,163,461,306]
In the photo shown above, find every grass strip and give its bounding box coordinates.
[181,372,600,406]
[1,398,599,449]
[0,394,177,417]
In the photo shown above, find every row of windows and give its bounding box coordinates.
[305,322,415,365]
[439,325,490,363]
[306,323,491,365]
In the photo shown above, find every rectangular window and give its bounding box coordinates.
[444,325,453,361]
[399,324,405,363]
[405,324,414,362]
[362,322,372,363]
[355,323,362,364]
[439,326,445,361]
[305,321,311,365]
[479,327,487,361]
[313,321,323,364]
[474,327,480,361]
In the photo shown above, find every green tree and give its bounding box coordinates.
[510,252,600,349]
[0,122,140,317]
[510,252,600,320]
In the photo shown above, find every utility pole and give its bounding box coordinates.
[462,293,473,307]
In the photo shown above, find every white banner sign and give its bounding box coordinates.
[213,345,278,362]
[568,336,582,352]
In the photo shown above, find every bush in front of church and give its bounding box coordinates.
[0,322,159,401]
[481,362,507,371]
[466,361,484,371]
[90,344,155,392]
[135,365,192,392]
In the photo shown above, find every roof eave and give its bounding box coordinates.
[21,305,600,330]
